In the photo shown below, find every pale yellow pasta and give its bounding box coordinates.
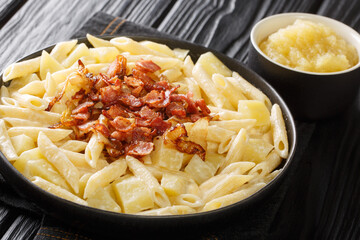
[121,52,183,70]
[184,77,202,99]
[18,80,45,97]
[218,128,247,172]
[10,134,35,155]
[0,37,290,215]
[206,126,235,143]
[84,159,127,199]
[50,39,78,63]
[145,165,192,181]
[44,72,57,99]
[202,182,266,211]
[26,159,70,191]
[11,92,48,111]
[219,162,256,175]
[237,100,271,130]
[174,193,204,208]
[0,105,61,124]
[192,59,234,110]
[7,73,40,94]
[209,119,256,132]
[212,73,247,109]
[187,117,208,149]
[51,68,77,85]
[87,34,114,48]
[0,119,18,161]
[182,56,195,78]
[62,43,90,68]
[12,149,41,178]
[0,86,9,98]
[85,132,105,168]
[173,48,189,60]
[229,72,272,110]
[7,127,72,142]
[136,205,196,216]
[200,174,253,203]
[249,151,282,177]
[140,40,176,57]
[208,106,245,120]
[151,137,184,171]
[242,138,274,163]
[111,37,168,57]
[60,149,89,168]
[40,50,64,80]
[3,57,40,82]
[217,135,235,154]
[84,63,110,74]
[32,176,87,205]
[161,173,187,197]
[113,175,154,214]
[270,104,289,158]
[89,47,120,63]
[2,117,48,127]
[126,156,170,208]
[37,131,80,193]
[86,186,122,213]
[60,140,88,152]
[0,97,19,107]
[184,154,215,185]
[160,68,183,82]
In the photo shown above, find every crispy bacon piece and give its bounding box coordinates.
[100,85,121,105]
[135,60,161,73]
[48,54,211,161]
[196,99,211,115]
[110,116,134,132]
[131,127,153,142]
[126,141,154,157]
[150,117,172,135]
[132,68,155,91]
[166,102,186,118]
[94,123,110,138]
[103,104,129,119]
[143,90,165,107]
[72,101,94,114]
[107,55,127,78]
[118,92,143,108]
[78,120,97,133]
[139,105,160,119]
[124,76,144,88]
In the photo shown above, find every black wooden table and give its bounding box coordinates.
[0,0,359,239]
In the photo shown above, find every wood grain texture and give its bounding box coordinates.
[1,212,40,240]
[157,0,321,62]
[0,0,359,239]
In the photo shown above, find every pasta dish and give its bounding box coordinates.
[0,35,288,215]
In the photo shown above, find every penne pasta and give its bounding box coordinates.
[0,37,289,215]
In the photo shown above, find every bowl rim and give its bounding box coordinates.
[0,34,297,224]
[250,12,360,76]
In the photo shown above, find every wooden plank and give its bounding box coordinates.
[1,214,40,240]
[0,0,174,72]
[157,0,321,62]
[0,0,27,29]
[0,205,17,237]
[101,0,175,27]
[0,0,111,70]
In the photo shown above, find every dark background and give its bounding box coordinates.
[0,0,359,239]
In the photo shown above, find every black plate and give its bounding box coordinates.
[0,35,297,238]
